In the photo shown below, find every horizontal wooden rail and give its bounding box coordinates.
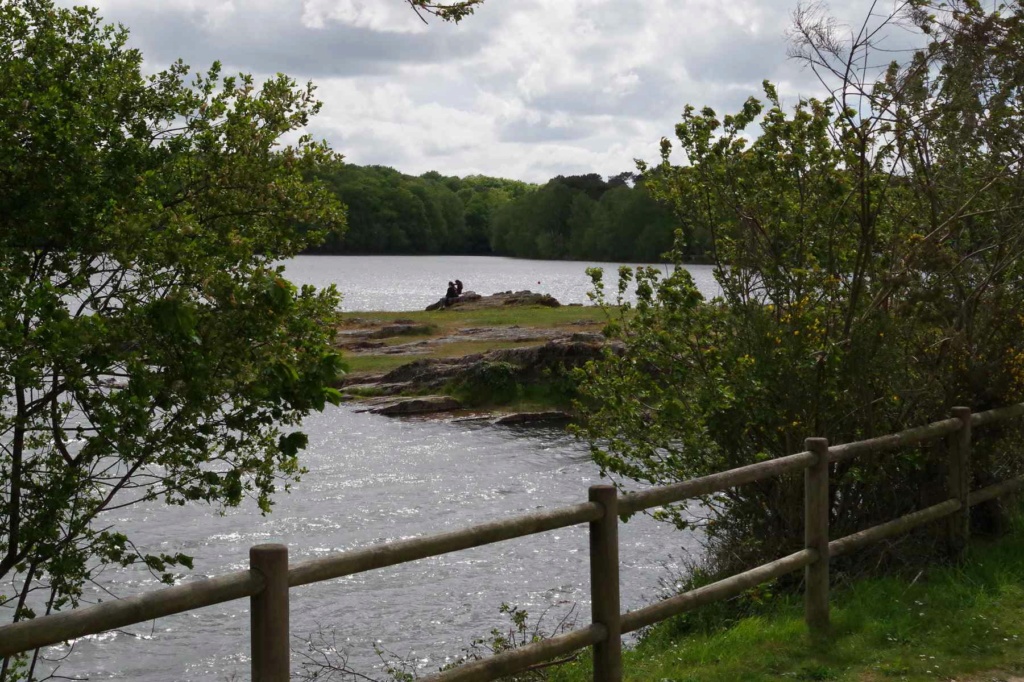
[621,549,817,634]
[972,402,1024,427]
[828,499,962,558]
[0,569,262,659]
[825,472,1024,563]
[619,450,815,515]
[968,474,1024,507]
[0,503,607,661]
[420,624,607,682]
[827,418,961,464]
[289,501,603,587]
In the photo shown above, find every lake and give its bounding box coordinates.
[43,256,718,681]
[279,254,720,311]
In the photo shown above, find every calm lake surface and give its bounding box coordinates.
[49,256,719,681]
[280,254,721,311]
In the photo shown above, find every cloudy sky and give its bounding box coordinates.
[73,0,889,182]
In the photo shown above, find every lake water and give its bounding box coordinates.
[42,256,719,681]
[279,254,720,311]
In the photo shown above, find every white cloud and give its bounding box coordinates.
[301,0,428,32]
[62,0,897,182]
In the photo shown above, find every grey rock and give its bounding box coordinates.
[364,395,461,416]
[425,290,558,311]
[368,324,434,339]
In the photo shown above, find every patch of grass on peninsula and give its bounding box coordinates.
[339,305,609,336]
[545,511,1024,682]
[342,340,534,375]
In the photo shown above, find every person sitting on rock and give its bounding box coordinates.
[445,281,458,306]
[454,279,463,295]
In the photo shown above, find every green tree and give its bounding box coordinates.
[468,176,536,254]
[567,192,599,257]
[488,171,685,262]
[576,0,1024,575]
[0,2,347,677]
[308,165,523,255]
[628,182,677,262]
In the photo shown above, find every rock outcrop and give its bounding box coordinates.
[425,290,559,312]
[354,395,461,416]
[338,325,571,357]
[360,336,615,393]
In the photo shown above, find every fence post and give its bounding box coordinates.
[947,406,972,559]
[251,544,290,682]
[804,437,830,637]
[589,485,622,682]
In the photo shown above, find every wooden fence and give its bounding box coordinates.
[2,403,1024,681]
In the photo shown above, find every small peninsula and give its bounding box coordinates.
[333,290,615,422]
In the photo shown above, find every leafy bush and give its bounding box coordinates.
[574,0,1024,578]
[450,361,523,405]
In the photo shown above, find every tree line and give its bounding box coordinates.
[307,163,712,262]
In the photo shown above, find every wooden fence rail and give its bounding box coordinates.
[2,404,1024,681]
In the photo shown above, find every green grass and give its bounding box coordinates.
[338,305,610,337]
[547,517,1024,682]
[341,340,541,375]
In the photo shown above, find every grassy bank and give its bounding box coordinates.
[337,305,608,385]
[545,514,1024,681]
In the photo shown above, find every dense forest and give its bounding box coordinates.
[308,163,712,262]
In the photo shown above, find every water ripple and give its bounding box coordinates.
[48,404,699,681]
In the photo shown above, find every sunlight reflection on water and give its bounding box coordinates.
[55,408,702,681]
